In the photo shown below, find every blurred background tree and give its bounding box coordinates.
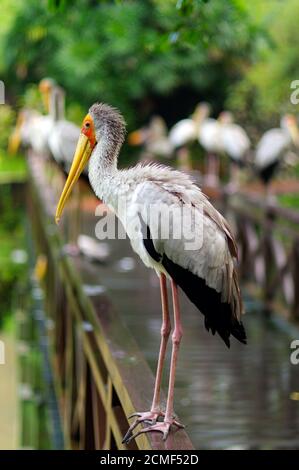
[228,0,299,135]
[0,0,298,138]
[1,0,261,129]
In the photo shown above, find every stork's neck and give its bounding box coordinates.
[88,134,121,206]
[49,86,65,122]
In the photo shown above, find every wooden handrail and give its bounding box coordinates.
[224,191,299,321]
[239,190,299,225]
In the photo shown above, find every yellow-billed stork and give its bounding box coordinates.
[39,80,81,173]
[55,103,246,443]
[254,115,299,193]
[129,116,173,162]
[218,111,251,190]
[169,103,210,170]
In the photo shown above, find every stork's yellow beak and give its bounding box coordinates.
[42,90,50,113]
[39,80,52,113]
[289,122,299,146]
[8,112,24,155]
[55,133,93,224]
[8,128,21,155]
[128,130,143,146]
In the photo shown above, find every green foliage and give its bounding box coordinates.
[0,185,27,320]
[278,192,299,210]
[228,0,299,129]
[0,153,28,183]
[1,0,260,128]
[19,84,45,113]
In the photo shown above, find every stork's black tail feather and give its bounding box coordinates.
[162,255,247,348]
[141,221,247,348]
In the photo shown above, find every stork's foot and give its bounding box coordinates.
[122,415,184,444]
[122,410,163,444]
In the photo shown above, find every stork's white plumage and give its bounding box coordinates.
[217,111,250,190]
[198,117,222,153]
[218,111,250,164]
[169,103,210,147]
[8,108,53,157]
[198,114,222,187]
[169,103,210,170]
[42,83,81,172]
[255,130,290,170]
[254,115,299,185]
[55,103,246,443]
[169,118,197,148]
[48,120,80,171]
[29,115,54,157]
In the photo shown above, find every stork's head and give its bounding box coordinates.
[89,103,126,147]
[8,109,33,155]
[150,116,167,139]
[8,111,24,154]
[39,78,56,112]
[218,111,234,124]
[281,114,299,145]
[192,102,211,125]
[128,127,147,146]
[128,116,166,146]
[55,103,126,224]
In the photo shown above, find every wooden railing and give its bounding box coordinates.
[224,191,299,322]
[26,154,194,450]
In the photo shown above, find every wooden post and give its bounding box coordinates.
[263,206,275,313]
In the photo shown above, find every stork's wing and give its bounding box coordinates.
[130,180,245,347]
[133,180,233,293]
[255,129,290,168]
[48,120,80,171]
[61,121,80,161]
[30,115,53,154]
[221,125,250,160]
[198,119,222,153]
[169,119,196,147]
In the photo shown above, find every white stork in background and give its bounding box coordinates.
[197,110,223,187]
[9,78,67,159]
[9,106,54,160]
[39,79,81,173]
[55,103,246,443]
[128,116,173,162]
[254,114,299,197]
[218,111,251,191]
[169,103,210,171]
[8,109,42,155]
[10,78,60,159]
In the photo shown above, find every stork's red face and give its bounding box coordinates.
[81,113,97,149]
[55,113,97,224]
[39,79,53,112]
[285,114,299,145]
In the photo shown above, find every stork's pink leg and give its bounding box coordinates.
[226,162,239,193]
[122,273,171,443]
[124,280,184,444]
[151,273,171,412]
[205,153,219,187]
[164,280,183,423]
